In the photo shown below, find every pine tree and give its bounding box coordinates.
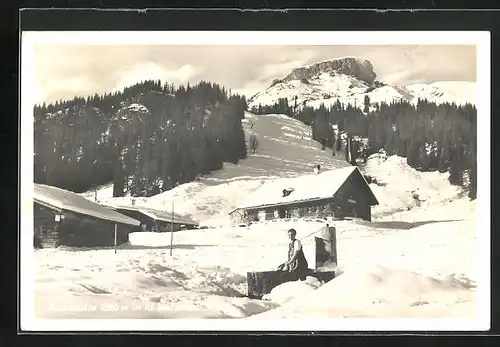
[336,135,342,152]
[363,95,370,114]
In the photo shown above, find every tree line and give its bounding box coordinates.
[251,96,477,199]
[34,80,248,197]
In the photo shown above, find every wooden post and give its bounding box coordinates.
[170,201,174,256]
[114,223,118,254]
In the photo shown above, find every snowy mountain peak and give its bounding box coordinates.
[281,57,377,86]
[248,58,476,110]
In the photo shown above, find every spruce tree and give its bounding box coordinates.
[363,95,370,114]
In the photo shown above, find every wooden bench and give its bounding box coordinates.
[247,270,336,299]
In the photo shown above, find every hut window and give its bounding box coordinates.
[291,208,301,218]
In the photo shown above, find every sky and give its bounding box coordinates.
[32,45,476,104]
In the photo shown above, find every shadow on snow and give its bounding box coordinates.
[52,244,219,252]
[358,219,463,230]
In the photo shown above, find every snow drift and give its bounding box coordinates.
[249,265,476,319]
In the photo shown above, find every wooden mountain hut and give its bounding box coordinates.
[229,166,378,226]
[33,183,140,249]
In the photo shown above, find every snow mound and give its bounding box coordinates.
[262,276,324,305]
[251,265,476,319]
[364,155,463,217]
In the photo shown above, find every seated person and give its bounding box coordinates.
[277,228,309,280]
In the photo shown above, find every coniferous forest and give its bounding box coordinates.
[251,96,477,199]
[34,80,248,197]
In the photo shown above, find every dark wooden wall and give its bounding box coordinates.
[34,203,59,248]
[331,170,373,221]
[116,209,151,231]
[34,202,132,248]
[57,212,131,247]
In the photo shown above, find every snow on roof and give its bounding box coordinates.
[112,204,199,226]
[236,166,375,211]
[34,184,140,226]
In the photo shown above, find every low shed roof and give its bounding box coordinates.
[111,205,199,226]
[34,184,141,226]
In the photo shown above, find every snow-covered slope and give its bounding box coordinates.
[248,57,476,110]
[85,112,349,226]
[84,113,465,227]
[364,154,464,218]
[406,81,476,106]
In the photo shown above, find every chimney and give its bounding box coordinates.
[131,198,136,206]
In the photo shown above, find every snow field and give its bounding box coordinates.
[34,200,476,320]
[37,111,479,321]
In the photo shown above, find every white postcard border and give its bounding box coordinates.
[20,30,491,332]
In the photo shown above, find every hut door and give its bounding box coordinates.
[258,210,266,222]
[278,209,285,218]
[39,223,59,248]
[347,198,357,218]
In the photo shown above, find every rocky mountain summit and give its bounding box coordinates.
[248,57,476,110]
[282,57,377,85]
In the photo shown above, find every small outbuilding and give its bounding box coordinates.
[33,183,140,248]
[109,204,199,232]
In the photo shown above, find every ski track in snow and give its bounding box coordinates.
[37,112,478,320]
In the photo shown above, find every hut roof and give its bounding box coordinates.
[111,204,199,226]
[34,184,140,226]
[234,166,378,211]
